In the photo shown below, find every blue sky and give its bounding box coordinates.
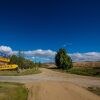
[0,0,100,62]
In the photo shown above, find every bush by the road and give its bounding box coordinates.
[10,55,41,69]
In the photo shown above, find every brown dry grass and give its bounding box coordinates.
[73,62,100,68]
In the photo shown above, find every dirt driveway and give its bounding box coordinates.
[0,68,100,100]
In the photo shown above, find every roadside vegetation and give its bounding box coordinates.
[55,48,73,70]
[9,51,41,69]
[0,82,28,100]
[87,87,100,96]
[50,66,100,77]
[67,67,100,77]
[0,51,42,76]
[0,68,41,76]
[50,65,100,77]
[54,48,100,77]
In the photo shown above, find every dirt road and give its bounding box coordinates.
[0,68,100,100]
[26,81,100,100]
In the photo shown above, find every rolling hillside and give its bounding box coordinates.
[73,62,100,68]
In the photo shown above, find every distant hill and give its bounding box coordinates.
[73,62,100,68]
[43,61,100,69]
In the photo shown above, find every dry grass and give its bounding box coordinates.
[0,82,28,100]
[0,68,41,76]
[87,87,100,96]
[73,62,100,68]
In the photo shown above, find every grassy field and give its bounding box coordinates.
[87,87,100,96]
[0,82,28,100]
[50,67,100,77]
[0,68,41,76]
[67,67,100,77]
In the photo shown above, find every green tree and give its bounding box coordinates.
[10,51,39,69]
[38,62,42,67]
[10,55,25,69]
[23,59,35,69]
[17,51,25,69]
[55,48,72,70]
[17,56,25,69]
[10,54,37,69]
[10,55,18,64]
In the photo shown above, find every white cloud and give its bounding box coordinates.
[69,52,100,62]
[0,46,13,55]
[0,46,12,52]
[24,49,56,57]
[0,45,56,62]
[26,50,56,62]
[0,45,100,62]
[63,43,72,47]
[31,56,54,62]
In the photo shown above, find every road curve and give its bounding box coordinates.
[0,68,100,87]
[0,68,100,100]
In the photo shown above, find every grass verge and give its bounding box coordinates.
[87,87,100,96]
[67,67,100,77]
[0,68,41,76]
[0,82,28,100]
[49,67,100,77]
